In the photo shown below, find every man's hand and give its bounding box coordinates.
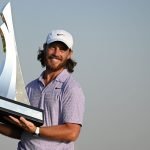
[4,116,36,134]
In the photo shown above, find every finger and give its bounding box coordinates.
[3,116,11,121]
[3,116,14,123]
[19,117,36,133]
[20,116,26,122]
[8,116,22,127]
[4,116,18,123]
[9,116,20,123]
[19,117,29,126]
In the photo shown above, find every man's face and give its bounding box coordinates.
[44,41,72,71]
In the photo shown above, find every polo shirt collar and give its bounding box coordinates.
[55,69,71,82]
[38,69,71,84]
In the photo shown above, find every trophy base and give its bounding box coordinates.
[0,96,44,126]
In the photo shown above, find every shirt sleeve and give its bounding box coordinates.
[62,85,85,126]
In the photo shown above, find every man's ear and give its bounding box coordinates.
[68,49,73,59]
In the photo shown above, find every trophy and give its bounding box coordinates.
[0,2,44,126]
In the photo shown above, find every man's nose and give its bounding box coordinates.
[52,47,60,55]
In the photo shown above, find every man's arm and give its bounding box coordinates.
[39,123,81,142]
[0,123,22,139]
[9,116,81,142]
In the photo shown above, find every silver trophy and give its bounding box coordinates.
[0,2,43,126]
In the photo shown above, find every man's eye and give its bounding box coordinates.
[48,46,55,50]
[60,48,68,51]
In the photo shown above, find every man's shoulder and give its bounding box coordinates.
[26,78,39,89]
[62,74,82,91]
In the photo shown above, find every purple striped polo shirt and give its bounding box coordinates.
[17,69,85,150]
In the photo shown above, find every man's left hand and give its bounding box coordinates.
[6,116,36,134]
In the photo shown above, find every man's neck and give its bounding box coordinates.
[43,68,64,86]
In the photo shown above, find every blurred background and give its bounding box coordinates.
[0,0,150,149]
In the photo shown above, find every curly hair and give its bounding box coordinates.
[37,43,77,73]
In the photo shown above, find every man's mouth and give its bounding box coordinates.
[48,55,61,61]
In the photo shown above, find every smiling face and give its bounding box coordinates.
[44,41,72,72]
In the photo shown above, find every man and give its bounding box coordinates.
[0,29,85,150]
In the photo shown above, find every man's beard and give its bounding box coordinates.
[46,55,68,72]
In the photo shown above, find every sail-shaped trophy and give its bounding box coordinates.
[0,2,44,126]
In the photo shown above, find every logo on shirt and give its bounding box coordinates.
[55,87,61,90]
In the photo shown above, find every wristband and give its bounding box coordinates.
[35,127,40,135]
